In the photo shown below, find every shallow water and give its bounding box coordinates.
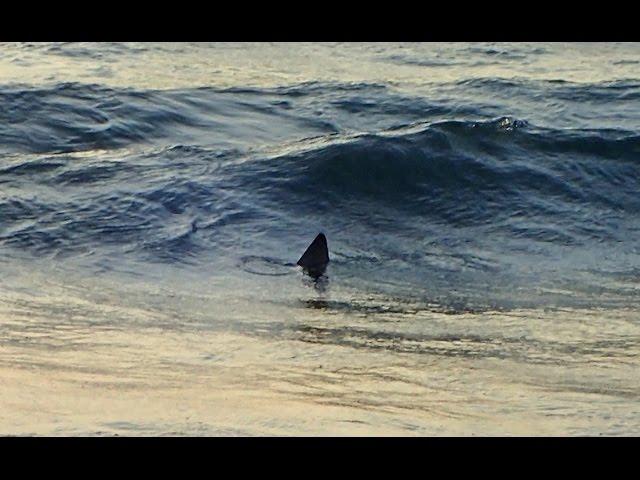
[1,43,639,436]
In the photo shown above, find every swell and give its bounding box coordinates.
[443,77,640,131]
[0,83,193,154]
[3,117,639,262]
[250,119,640,237]
[0,81,382,155]
[454,77,640,99]
[2,73,639,269]
[4,78,635,156]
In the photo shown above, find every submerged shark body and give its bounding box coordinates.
[297,233,329,279]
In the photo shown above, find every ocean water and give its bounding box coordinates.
[1,42,639,436]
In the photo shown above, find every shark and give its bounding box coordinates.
[297,232,329,279]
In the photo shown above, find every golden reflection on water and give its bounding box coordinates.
[1,43,637,91]
[2,275,638,436]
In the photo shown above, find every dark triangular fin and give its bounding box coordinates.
[297,232,329,278]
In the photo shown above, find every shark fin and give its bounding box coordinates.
[297,232,329,278]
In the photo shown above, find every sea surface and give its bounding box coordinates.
[1,42,639,436]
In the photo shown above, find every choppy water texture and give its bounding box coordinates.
[1,43,639,436]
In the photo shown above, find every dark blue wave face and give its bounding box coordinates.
[1,43,639,311]
[233,119,640,308]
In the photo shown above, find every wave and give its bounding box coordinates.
[0,82,354,155]
[3,115,639,262]
[3,77,636,156]
[454,77,640,103]
[0,83,188,154]
[1,72,639,276]
[247,119,639,235]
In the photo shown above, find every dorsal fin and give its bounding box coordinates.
[297,232,329,277]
